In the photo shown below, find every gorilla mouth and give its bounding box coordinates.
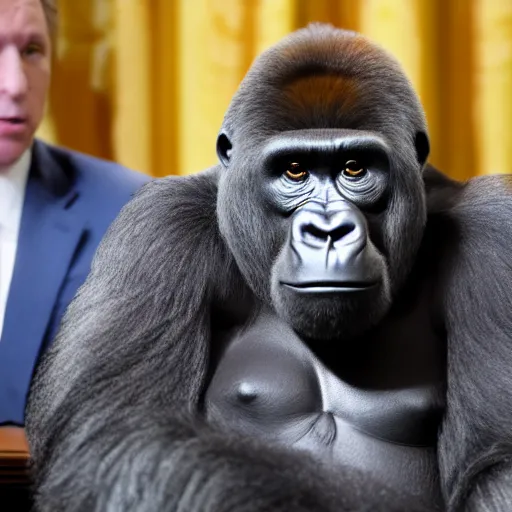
[281,281,378,292]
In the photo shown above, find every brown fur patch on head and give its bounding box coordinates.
[274,28,391,127]
[282,74,361,120]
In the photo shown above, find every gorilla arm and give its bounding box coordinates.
[24,169,424,512]
[23,167,257,510]
[433,174,512,512]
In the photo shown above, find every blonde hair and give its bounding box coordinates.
[40,0,58,39]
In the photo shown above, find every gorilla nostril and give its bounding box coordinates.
[330,223,355,243]
[301,224,329,243]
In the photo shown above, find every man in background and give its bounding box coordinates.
[0,0,150,424]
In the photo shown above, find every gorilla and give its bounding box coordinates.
[25,23,512,512]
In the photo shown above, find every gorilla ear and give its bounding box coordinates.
[217,132,233,168]
[414,131,430,167]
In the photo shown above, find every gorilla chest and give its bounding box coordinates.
[206,313,444,442]
[205,312,445,501]
[206,341,442,445]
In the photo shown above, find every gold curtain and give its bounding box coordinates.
[37,0,512,181]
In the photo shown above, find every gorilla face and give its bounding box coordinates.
[216,26,429,341]
[218,129,393,340]
[265,130,392,340]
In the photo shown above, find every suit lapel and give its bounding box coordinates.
[0,140,85,424]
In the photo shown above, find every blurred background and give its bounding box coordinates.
[36,0,512,180]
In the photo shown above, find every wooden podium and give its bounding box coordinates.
[0,427,32,509]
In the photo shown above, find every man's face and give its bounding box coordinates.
[0,0,51,169]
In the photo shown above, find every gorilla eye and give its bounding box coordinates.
[285,162,308,182]
[342,160,367,178]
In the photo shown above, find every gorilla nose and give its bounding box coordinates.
[301,219,356,245]
[293,207,365,250]
[286,204,374,285]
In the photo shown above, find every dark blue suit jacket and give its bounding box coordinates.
[0,139,150,425]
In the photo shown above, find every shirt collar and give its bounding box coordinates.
[0,147,32,231]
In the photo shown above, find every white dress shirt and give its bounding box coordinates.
[0,149,31,339]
